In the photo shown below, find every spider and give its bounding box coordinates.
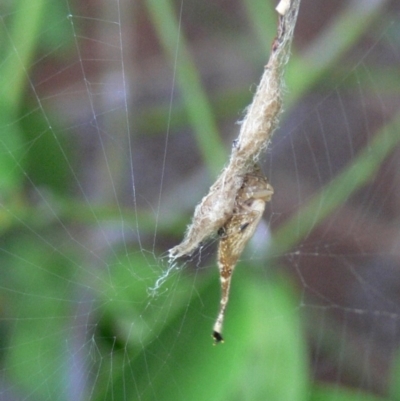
[213,165,273,344]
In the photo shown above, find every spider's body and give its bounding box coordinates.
[213,166,273,343]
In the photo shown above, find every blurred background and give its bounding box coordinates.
[1,0,400,400]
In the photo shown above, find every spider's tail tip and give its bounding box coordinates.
[212,331,224,345]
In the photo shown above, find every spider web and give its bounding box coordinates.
[1,0,400,400]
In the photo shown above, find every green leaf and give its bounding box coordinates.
[0,107,24,196]
[2,233,76,401]
[0,0,48,196]
[95,263,308,401]
[20,107,74,195]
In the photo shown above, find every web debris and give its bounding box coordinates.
[169,0,301,260]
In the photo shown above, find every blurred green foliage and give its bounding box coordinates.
[0,0,398,400]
